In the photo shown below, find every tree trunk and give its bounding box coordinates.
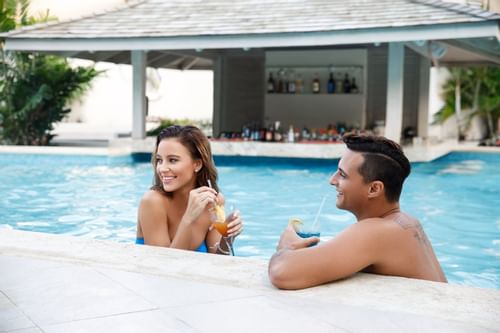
[472,70,494,140]
[486,111,495,140]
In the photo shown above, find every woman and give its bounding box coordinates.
[136,125,243,254]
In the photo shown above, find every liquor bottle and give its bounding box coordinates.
[301,126,310,141]
[336,73,343,94]
[343,73,351,93]
[265,123,274,142]
[274,121,282,142]
[267,72,275,93]
[287,70,296,94]
[242,124,251,140]
[327,72,336,94]
[250,123,258,141]
[283,70,289,93]
[350,77,359,94]
[288,125,295,143]
[295,74,304,94]
[312,73,320,94]
[277,69,284,94]
[310,128,317,140]
[259,126,266,142]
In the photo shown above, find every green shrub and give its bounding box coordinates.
[147,118,212,137]
[0,0,100,145]
[0,53,99,145]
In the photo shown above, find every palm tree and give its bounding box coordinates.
[433,67,500,143]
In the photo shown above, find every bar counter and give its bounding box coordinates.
[122,137,462,162]
[210,139,345,159]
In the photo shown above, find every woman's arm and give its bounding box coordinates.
[170,186,218,250]
[139,187,217,250]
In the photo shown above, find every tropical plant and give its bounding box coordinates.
[146,118,212,137]
[434,66,500,142]
[0,0,100,145]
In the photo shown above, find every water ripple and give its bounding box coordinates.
[0,151,499,289]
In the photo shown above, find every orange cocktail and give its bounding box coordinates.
[211,204,228,236]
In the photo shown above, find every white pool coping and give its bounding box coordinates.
[2,138,497,162]
[1,229,499,333]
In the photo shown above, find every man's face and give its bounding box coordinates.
[329,149,369,212]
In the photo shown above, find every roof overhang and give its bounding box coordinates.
[5,21,498,51]
[3,21,499,67]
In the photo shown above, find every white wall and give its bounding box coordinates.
[428,67,451,139]
[68,60,213,129]
[30,0,214,135]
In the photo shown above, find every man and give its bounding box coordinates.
[268,133,447,290]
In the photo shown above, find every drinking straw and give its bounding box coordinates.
[311,195,328,231]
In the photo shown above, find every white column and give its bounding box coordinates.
[385,43,405,143]
[212,55,224,138]
[131,50,146,139]
[417,56,431,140]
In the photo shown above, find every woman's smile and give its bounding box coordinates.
[161,175,176,185]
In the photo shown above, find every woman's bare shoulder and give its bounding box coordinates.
[138,190,169,227]
[140,190,168,207]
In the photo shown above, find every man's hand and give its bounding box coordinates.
[276,225,319,251]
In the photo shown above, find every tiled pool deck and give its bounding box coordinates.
[1,142,499,332]
[1,229,499,333]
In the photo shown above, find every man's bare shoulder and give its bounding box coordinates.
[340,216,412,243]
[326,218,386,245]
[357,213,421,231]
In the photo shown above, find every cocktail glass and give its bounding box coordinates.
[209,204,235,255]
[290,218,320,247]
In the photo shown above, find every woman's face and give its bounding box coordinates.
[155,138,201,193]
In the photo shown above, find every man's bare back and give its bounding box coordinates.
[360,212,447,283]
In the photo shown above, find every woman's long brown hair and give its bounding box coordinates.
[151,125,219,196]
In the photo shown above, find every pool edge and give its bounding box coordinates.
[0,229,498,332]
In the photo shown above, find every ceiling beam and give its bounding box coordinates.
[179,57,199,70]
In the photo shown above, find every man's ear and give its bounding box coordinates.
[368,180,384,198]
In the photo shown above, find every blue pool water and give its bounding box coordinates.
[0,151,499,289]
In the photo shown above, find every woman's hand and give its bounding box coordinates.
[225,209,243,239]
[184,186,218,224]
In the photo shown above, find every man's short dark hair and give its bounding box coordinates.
[342,133,411,202]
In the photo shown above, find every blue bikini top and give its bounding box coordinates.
[135,238,208,253]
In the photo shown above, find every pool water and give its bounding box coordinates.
[0,152,499,289]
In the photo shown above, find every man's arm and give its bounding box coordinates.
[268,223,379,290]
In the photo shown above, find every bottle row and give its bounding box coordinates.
[219,121,360,143]
[266,69,360,95]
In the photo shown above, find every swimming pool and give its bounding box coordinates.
[0,151,498,289]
